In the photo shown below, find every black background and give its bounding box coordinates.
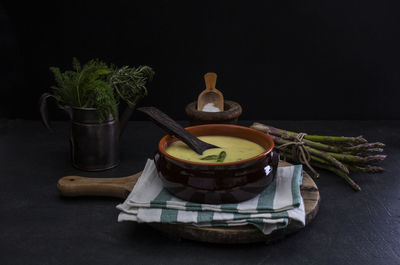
[1,0,400,120]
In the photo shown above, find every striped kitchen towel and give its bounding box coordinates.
[117,159,305,235]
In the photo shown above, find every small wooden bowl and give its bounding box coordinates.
[154,124,279,204]
[185,100,242,125]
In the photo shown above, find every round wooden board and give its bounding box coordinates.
[58,160,320,244]
[150,161,320,244]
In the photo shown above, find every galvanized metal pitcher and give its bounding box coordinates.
[40,93,134,171]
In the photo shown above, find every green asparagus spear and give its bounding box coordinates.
[251,123,367,144]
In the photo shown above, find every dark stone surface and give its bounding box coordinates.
[0,120,399,265]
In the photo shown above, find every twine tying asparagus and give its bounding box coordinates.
[250,122,387,191]
[277,133,320,178]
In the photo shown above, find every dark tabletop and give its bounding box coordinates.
[0,120,399,265]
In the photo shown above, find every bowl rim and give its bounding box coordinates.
[158,124,274,166]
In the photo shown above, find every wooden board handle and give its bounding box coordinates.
[57,172,142,199]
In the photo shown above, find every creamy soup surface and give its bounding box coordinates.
[165,136,266,163]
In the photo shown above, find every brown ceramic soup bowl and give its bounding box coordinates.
[154,124,279,204]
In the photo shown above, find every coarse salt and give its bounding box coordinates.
[202,103,221,112]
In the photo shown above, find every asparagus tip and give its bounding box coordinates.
[357,136,368,144]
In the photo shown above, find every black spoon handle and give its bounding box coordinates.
[137,107,218,154]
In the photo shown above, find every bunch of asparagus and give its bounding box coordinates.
[250,122,386,191]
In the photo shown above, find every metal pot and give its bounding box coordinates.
[40,93,135,171]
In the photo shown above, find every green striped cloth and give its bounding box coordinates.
[117,159,305,235]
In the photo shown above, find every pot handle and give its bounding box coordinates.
[271,148,280,172]
[153,151,161,172]
[39,93,72,131]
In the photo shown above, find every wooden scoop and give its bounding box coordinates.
[137,107,219,155]
[197,73,224,112]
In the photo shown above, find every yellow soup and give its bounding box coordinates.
[165,136,266,163]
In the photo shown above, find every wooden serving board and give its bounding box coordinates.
[58,161,320,244]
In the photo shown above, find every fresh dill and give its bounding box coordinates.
[49,58,154,122]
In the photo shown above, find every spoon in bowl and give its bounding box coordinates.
[137,107,219,155]
[197,72,224,112]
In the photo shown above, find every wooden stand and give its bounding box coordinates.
[185,100,242,125]
[58,161,320,244]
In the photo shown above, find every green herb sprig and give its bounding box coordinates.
[110,65,155,108]
[50,58,116,121]
[49,58,154,122]
[200,151,227,162]
[216,151,227,162]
